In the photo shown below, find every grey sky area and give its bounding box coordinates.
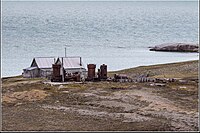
[2,0,199,1]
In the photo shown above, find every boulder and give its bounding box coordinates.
[149,43,199,52]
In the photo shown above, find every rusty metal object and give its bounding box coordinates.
[52,64,61,76]
[87,64,96,80]
[113,74,129,82]
[100,64,107,80]
[65,72,80,82]
[114,74,128,79]
[51,64,62,82]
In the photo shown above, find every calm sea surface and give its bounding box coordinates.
[2,1,199,77]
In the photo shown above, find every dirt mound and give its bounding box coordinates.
[3,89,48,103]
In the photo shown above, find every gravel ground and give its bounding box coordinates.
[2,60,199,131]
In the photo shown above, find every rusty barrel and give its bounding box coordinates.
[52,64,61,77]
[100,64,107,79]
[51,64,62,82]
[87,64,96,80]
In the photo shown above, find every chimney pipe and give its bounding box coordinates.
[80,57,82,66]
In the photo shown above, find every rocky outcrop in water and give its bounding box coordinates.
[149,43,199,52]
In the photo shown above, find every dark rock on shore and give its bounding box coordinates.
[149,43,199,52]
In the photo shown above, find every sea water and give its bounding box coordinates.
[2,1,199,77]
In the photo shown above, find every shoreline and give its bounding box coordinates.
[2,59,199,79]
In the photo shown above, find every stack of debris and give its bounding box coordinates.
[65,72,81,82]
[113,74,132,82]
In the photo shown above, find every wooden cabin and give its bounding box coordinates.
[22,56,87,79]
[55,57,87,77]
[22,57,55,78]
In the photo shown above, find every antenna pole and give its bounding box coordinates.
[65,47,66,57]
[62,57,64,82]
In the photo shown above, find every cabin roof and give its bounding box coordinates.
[23,66,38,71]
[56,57,84,69]
[31,57,55,69]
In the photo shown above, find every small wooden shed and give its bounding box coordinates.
[22,57,56,78]
[22,67,39,78]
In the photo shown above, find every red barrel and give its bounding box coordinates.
[100,64,107,79]
[51,64,62,82]
[87,64,96,80]
[52,64,61,77]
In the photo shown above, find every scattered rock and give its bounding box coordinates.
[14,102,23,106]
[58,85,64,90]
[150,83,166,87]
[62,91,69,93]
[178,80,188,83]
[179,86,187,89]
[55,100,59,103]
